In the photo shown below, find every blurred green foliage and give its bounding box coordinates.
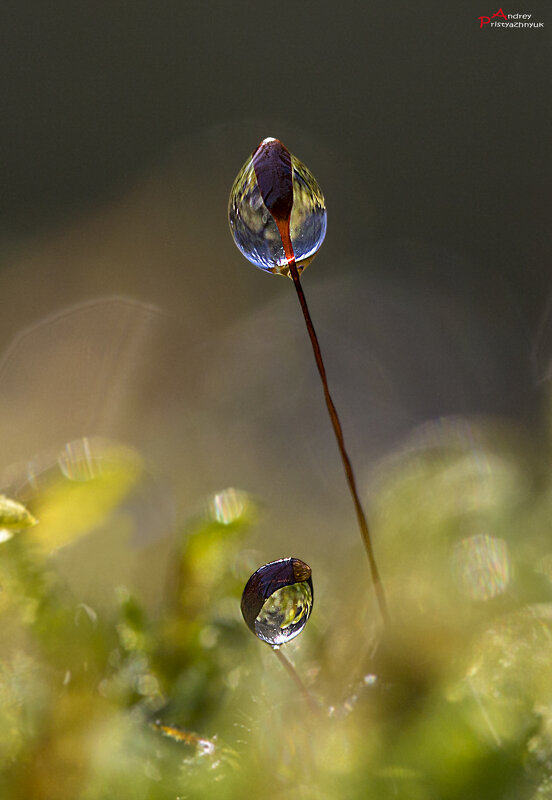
[1,419,552,799]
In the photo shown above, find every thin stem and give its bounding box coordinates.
[248,141,390,618]
[289,261,389,625]
[272,646,318,713]
[274,214,389,624]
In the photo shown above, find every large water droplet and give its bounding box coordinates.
[228,138,326,277]
[241,557,313,646]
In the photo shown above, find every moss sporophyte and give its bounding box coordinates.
[229,138,389,626]
[241,557,317,711]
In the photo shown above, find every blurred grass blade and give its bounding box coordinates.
[0,494,37,532]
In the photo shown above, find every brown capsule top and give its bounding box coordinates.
[251,137,294,225]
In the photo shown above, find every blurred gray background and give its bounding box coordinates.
[0,1,550,568]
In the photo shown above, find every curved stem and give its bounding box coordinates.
[290,264,389,625]
[276,219,389,626]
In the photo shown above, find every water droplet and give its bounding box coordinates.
[228,137,326,277]
[240,557,313,646]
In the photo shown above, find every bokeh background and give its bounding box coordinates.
[1,0,550,555]
[0,2,551,798]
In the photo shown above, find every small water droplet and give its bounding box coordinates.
[228,137,327,277]
[241,557,313,646]
[256,581,312,645]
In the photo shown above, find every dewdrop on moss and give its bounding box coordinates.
[240,558,313,646]
[228,138,326,277]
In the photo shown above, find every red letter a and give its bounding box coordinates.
[492,8,507,19]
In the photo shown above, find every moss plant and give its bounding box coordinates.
[229,136,389,625]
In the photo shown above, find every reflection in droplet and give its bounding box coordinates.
[452,533,511,601]
[255,581,313,646]
[206,487,249,525]
[241,558,313,646]
[228,138,326,277]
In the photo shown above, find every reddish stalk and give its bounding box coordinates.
[277,218,390,627]
[250,136,389,626]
